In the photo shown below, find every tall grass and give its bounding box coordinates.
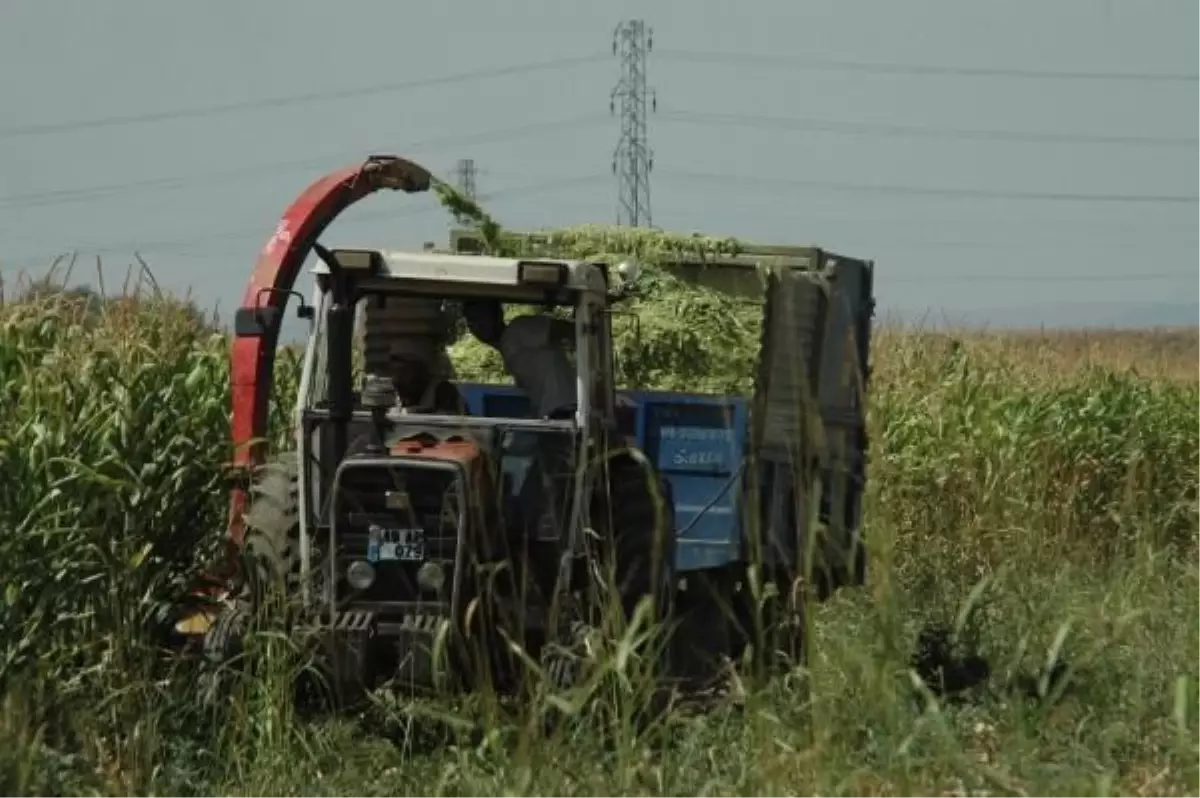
[0,285,1196,795]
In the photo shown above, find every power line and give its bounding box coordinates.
[7,173,1191,288]
[0,114,609,210]
[659,109,1198,148]
[657,170,1199,205]
[0,53,609,140]
[0,174,610,269]
[654,48,1199,83]
[611,20,656,227]
[6,106,1188,215]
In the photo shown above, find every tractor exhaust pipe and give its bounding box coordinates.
[325,275,355,465]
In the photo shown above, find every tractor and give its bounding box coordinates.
[173,155,876,704]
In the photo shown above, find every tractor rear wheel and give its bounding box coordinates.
[539,452,676,688]
[603,450,677,632]
[534,452,678,735]
[555,452,676,685]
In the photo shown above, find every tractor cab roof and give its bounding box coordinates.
[312,248,611,304]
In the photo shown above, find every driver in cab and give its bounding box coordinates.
[461,300,576,420]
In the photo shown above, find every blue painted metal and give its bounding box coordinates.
[456,382,749,572]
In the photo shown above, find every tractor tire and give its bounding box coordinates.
[197,452,307,686]
[537,451,676,720]
[540,619,593,692]
[540,452,676,682]
[239,452,326,614]
[602,451,677,628]
[531,456,678,736]
[228,452,375,711]
[191,601,251,710]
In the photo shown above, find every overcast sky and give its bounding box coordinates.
[0,0,1196,327]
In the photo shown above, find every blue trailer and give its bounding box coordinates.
[457,384,751,574]
[449,245,876,606]
[447,228,876,608]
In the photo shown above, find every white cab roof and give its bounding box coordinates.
[313,249,608,294]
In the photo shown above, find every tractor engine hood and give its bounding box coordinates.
[385,428,488,466]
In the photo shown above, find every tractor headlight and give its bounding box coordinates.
[346,560,376,591]
[416,561,446,595]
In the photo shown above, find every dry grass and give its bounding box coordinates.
[0,284,1195,796]
[877,325,1199,385]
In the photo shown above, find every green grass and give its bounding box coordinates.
[0,278,1196,796]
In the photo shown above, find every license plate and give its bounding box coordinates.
[368,525,425,562]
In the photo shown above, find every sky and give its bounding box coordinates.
[0,0,1196,328]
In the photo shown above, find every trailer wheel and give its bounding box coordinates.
[671,568,736,692]
[731,569,808,680]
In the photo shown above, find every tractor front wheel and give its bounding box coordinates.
[207,452,370,709]
[239,452,314,612]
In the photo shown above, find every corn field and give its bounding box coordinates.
[0,274,1197,795]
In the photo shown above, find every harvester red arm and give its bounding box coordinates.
[226,155,432,545]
